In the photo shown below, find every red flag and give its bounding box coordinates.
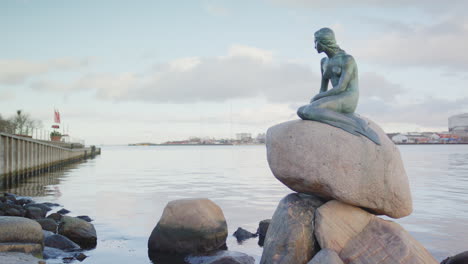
[54,110,61,124]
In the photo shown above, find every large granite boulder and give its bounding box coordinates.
[260,193,324,264]
[266,119,412,218]
[148,198,228,255]
[314,201,438,264]
[58,216,97,249]
[0,216,44,257]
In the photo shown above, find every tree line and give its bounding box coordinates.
[0,110,42,136]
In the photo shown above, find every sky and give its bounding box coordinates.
[1,0,468,145]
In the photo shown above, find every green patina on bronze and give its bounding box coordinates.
[297,28,381,145]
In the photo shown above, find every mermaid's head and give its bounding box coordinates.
[314,28,342,54]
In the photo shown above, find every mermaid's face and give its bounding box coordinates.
[315,39,324,53]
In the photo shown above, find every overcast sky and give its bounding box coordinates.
[1,0,468,145]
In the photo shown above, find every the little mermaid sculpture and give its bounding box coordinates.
[297,28,381,145]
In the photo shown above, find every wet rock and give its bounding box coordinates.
[43,246,75,259]
[76,215,93,222]
[266,120,412,218]
[42,230,54,239]
[5,207,24,217]
[0,216,44,245]
[15,198,33,206]
[26,207,46,220]
[45,234,81,251]
[47,213,62,222]
[59,216,97,249]
[36,218,58,233]
[42,202,60,207]
[316,200,438,264]
[233,227,256,242]
[148,198,228,255]
[0,243,43,257]
[441,251,468,264]
[187,251,255,264]
[25,203,52,213]
[256,219,270,247]
[0,252,45,264]
[74,252,87,261]
[57,208,71,215]
[260,193,324,264]
[308,249,343,264]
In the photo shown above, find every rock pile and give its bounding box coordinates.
[0,193,96,263]
[262,119,438,264]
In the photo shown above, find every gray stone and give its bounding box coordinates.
[26,207,46,220]
[308,249,344,264]
[45,234,80,251]
[0,216,44,245]
[148,198,228,254]
[43,246,75,259]
[233,227,256,242]
[315,201,438,264]
[58,216,97,249]
[46,213,62,222]
[260,193,324,264]
[0,252,45,264]
[0,243,43,257]
[36,218,58,233]
[266,119,412,218]
[257,219,271,247]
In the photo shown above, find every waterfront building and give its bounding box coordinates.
[449,113,468,142]
[236,133,252,141]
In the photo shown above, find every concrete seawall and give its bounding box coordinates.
[0,132,100,188]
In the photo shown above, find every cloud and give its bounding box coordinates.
[0,91,15,101]
[358,96,468,129]
[0,57,94,85]
[30,45,402,106]
[354,17,468,70]
[270,0,467,11]
[204,2,229,17]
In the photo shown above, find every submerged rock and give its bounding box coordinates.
[260,193,324,264]
[266,119,412,218]
[148,198,228,255]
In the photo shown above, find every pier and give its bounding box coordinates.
[0,132,100,188]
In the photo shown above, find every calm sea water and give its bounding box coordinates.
[2,145,468,263]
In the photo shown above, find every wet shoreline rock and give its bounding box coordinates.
[260,193,324,264]
[0,193,97,262]
[148,198,228,255]
[233,227,257,243]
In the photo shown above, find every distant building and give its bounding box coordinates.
[256,133,266,144]
[236,133,252,141]
[449,113,468,142]
[392,134,408,143]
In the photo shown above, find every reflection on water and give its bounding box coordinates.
[2,162,85,197]
[1,145,467,263]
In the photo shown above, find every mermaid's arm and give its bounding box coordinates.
[311,58,329,102]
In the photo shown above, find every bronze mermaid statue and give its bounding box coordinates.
[297,28,381,145]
